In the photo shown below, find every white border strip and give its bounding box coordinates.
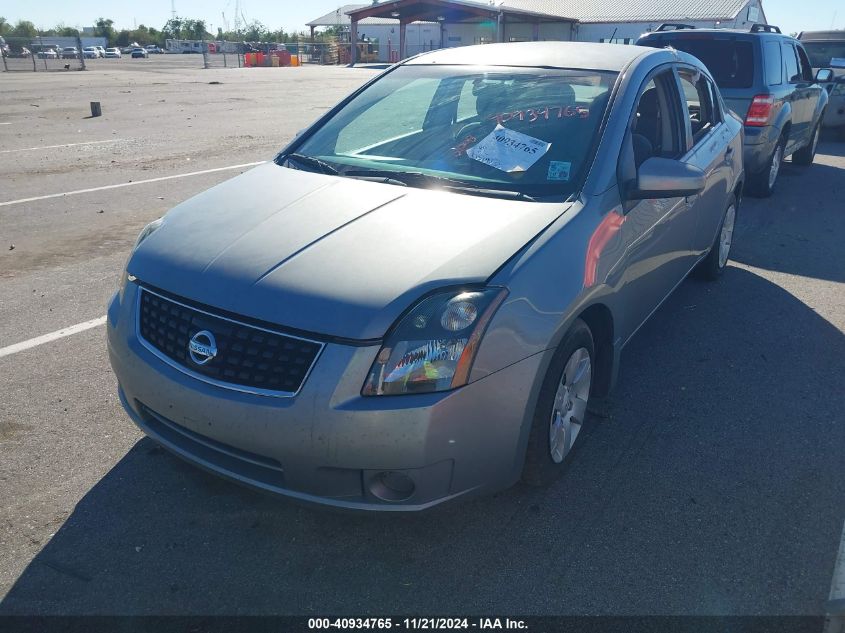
[0,161,264,208]
[0,316,106,359]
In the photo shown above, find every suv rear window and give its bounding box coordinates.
[656,38,755,88]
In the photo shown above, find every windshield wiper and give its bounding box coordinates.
[345,175,408,187]
[439,185,538,202]
[344,169,538,201]
[281,153,339,175]
[342,169,468,188]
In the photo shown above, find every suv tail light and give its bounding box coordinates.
[745,94,775,126]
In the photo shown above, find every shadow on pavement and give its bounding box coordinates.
[731,149,845,283]
[2,266,844,616]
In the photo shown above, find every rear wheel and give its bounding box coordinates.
[747,135,785,198]
[522,319,594,486]
[695,195,737,281]
[792,120,821,165]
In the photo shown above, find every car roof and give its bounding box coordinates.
[798,30,845,41]
[405,41,651,72]
[639,27,795,42]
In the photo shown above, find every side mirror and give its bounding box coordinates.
[815,68,834,83]
[626,157,706,200]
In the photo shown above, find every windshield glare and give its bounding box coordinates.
[293,65,617,199]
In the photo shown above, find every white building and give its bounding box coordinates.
[500,0,767,44]
[312,0,768,62]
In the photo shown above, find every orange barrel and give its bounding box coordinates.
[290,54,299,67]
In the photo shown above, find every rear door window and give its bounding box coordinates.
[784,43,801,82]
[764,41,783,85]
[663,38,755,88]
[678,69,719,146]
[795,45,815,80]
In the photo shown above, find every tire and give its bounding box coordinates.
[792,120,821,166]
[747,135,785,198]
[695,195,737,281]
[522,319,594,487]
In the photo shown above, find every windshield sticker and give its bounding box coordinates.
[466,124,551,173]
[831,57,845,68]
[490,105,590,125]
[547,161,572,181]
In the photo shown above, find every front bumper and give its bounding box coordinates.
[107,284,544,511]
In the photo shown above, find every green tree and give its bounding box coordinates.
[11,20,38,38]
[242,19,268,42]
[0,17,11,36]
[94,18,116,45]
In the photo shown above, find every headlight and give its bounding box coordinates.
[119,217,163,298]
[362,288,508,396]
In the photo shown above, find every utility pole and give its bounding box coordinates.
[171,0,177,20]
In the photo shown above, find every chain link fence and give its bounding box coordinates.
[1,35,86,72]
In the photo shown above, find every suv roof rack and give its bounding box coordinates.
[750,24,781,34]
[655,23,697,32]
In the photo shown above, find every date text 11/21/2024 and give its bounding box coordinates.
[307,617,528,630]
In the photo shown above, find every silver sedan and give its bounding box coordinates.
[108,42,744,510]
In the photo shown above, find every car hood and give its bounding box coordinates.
[129,162,569,340]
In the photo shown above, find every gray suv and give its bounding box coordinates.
[637,24,831,197]
[798,30,845,134]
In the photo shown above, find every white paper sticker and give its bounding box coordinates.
[466,124,551,173]
[831,57,845,68]
[547,161,571,181]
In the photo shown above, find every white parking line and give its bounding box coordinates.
[831,521,845,602]
[0,161,265,208]
[0,316,106,359]
[0,139,129,154]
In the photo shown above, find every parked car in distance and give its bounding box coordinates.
[37,48,58,59]
[798,30,845,134]
[104,47,122,59]
[131,47,148,59]
[109,42,744,511]
[145,45,163,54]
[95,45,107,57]
[637,23,830,197]
[82,46,99,59]
[60,47,79,60]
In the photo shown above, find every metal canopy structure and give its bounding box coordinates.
[346,0,573,63]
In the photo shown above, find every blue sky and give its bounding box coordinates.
[2,0,843,36]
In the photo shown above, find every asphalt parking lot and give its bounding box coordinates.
[1,58,844,616]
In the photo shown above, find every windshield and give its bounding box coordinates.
[802,41,845,68]
[290,65,617,200]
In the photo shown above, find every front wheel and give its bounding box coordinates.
[522,319,594,486]
[695,195,737,281]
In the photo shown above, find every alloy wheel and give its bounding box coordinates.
[549,347,591,464]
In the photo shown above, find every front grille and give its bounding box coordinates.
[137,287,323,396]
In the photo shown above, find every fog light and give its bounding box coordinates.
[368,471,415,502]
